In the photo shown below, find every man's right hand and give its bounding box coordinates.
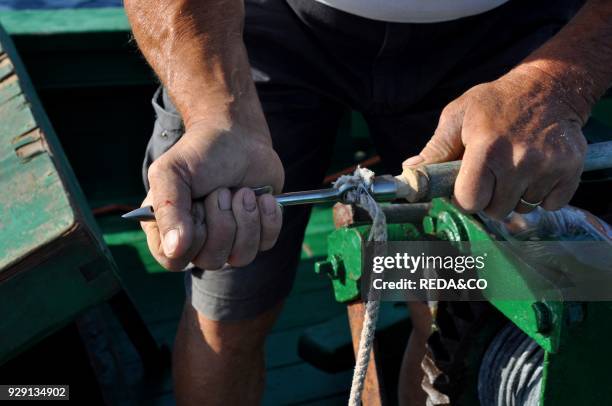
[125,0,285,271]
[141,120,284,272]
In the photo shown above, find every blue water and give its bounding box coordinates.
[0,0,122,10]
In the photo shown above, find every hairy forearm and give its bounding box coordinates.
[125,0,264,133]
[519,0,612,123]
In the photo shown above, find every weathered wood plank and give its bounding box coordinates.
[0,92,36,140]
[0,54,13,81]
[0,95,74,270]
[0,75,21,104]
[0,22,120,363]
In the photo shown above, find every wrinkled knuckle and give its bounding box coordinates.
[237,236,260,257]
[424,139,451,157]
[209,211,236,233]
[238,208,260,224]
[518,148,549,172]
[554,131,586,162]
[523,147,545,162]
[567,147,586,168]
[487,157,512,178]
[440,102,458,121]
[261,215,280,234]
[566,129,587,154]
[218,218,237,239]
[476,141,500,161]
[211,243,233,265]
[147,158,169,185]
[453,196,478,213]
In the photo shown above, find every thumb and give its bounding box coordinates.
[147,158,194,259]
[403,100,466,168]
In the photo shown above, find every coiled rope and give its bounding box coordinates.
[333,167,387,406]
[478,323,543,405]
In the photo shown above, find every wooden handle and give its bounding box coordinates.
[395,140,612,203]
[395,161,460,202]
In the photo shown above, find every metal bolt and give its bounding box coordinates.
[532,302,553,335]
[315,260,334,276]
[315,255,342,279]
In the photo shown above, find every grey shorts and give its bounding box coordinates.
[143,0,581,321]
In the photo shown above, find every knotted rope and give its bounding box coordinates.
[333,167,387,406]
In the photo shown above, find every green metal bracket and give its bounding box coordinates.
[314,220,420,303]
[315,198,612,404]
[423,198,563,352]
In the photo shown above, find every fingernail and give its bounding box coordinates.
[243,189,257,212]
[403,155,424,167]
[218,189,232,211]
[163,229,179,257]
[261,194,277,216]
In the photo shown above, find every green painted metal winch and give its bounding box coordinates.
[314,198,612,405]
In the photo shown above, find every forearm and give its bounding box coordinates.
[518,0,612,123]
[125,0,265,135]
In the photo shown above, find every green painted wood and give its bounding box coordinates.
[0,9,154,90]
[0,22,120,363]
[0,99,73,269]
[0,55,14,81]
[0,8,129,35]
[0,76,20,104]
[298,302,410,373]
[263,363,351,405]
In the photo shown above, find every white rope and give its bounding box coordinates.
[333,167,387,406]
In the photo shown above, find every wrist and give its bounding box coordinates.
[509,62,594,125]
[169,41,256,126]
[514,0,612,123]
[183,103,273,149]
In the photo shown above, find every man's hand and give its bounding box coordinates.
[141,121,284,271]
[403,0,612,220]
[125,0,285,271]
[403,65,587,219]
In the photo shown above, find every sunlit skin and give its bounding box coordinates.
[124,0,612,404]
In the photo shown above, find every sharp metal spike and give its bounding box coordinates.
[121,177,402,221]
[121,206,155,221]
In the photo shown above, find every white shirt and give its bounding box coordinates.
[314,0,510,23]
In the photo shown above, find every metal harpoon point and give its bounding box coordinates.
[121,206,155,221]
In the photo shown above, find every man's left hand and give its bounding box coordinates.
[403,65,588,220]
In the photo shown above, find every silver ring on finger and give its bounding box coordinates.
[519,197,543,208]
